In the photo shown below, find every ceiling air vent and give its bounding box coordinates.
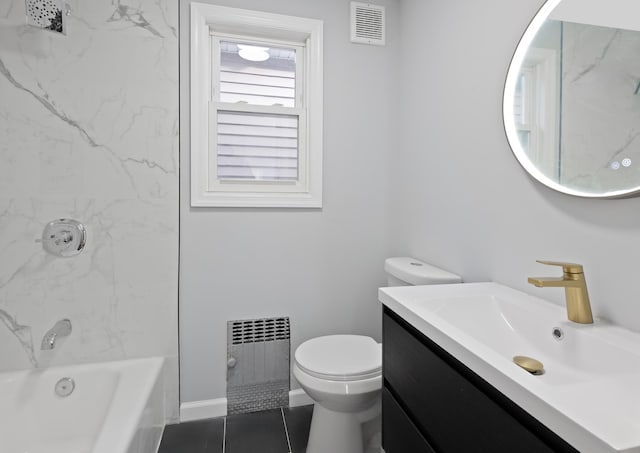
[350,2,385,46]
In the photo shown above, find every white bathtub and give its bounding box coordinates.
[0,357,165,453]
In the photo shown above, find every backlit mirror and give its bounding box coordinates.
[503,0,640,198]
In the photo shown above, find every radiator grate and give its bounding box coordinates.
[231,317,290,344]
[227,316,290,414]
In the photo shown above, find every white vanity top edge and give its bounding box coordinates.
[379,282,640,453]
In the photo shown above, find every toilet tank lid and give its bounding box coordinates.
[384,257,462,285]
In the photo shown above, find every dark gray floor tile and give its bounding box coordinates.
[225,408,289,453]
[158,418,224,453]
[283,405,314,453]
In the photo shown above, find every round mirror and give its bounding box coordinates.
[503,0,640,198]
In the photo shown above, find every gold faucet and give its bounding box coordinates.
[528,260,594,324]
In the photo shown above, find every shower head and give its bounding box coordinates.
[25,0,69,35]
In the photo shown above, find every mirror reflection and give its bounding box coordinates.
[504,0,640,197]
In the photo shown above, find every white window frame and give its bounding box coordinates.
[190,3,323,208]
[209,35,305,193]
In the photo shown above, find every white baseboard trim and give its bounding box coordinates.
[289,388,314,407]
[180,389,313,422]
[180,397,227,422]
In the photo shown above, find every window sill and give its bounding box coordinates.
[190,190,322,208]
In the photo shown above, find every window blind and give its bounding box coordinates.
[216,111,299,180]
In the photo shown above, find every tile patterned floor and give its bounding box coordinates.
[158,405,314,453]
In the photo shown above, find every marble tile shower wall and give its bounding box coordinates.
[561,22,640,189]
[0,1,179,419]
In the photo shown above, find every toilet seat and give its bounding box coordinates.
[295,335,381,381]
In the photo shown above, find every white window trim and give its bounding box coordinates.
[190,3,323,208]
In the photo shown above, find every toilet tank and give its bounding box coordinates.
[384,257,461,286]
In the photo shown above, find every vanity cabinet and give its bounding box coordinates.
[382,307,578,453]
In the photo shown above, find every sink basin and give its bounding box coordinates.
[379,282,640,453]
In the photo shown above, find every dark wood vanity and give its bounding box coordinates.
[382,307,579,453]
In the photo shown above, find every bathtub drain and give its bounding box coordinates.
[55,377,75,397]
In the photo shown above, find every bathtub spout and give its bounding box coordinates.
[41,319,72,350]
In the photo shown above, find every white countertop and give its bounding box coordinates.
[379,282,640,453]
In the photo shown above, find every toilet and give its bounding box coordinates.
[293,257,462,453]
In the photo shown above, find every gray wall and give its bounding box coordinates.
[179,0,399,403]
[393,0,640,331]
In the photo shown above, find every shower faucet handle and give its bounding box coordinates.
[37,219,86,257]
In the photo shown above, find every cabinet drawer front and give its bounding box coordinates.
[383,387,436,453]
[383,309,567,453]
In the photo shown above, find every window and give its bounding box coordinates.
[515,48,559,179]
[190,3,323,207]
[211,39,301,184]
[514,69,534,154]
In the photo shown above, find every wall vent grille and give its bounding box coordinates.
[350,2,386,46]
[231,317,290,345]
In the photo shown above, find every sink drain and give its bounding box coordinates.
[513,355,544,375]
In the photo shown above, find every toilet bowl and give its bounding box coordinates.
[294,257,461,453]
[294,335,381,453]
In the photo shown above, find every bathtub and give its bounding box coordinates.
[0,357,165,453]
